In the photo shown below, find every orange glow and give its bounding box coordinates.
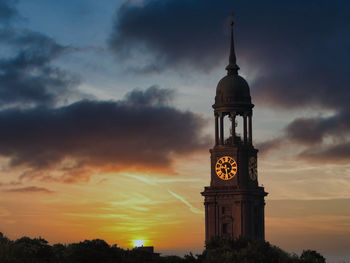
[0,152,350,255]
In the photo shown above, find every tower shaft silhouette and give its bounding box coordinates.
[201,17,267,242]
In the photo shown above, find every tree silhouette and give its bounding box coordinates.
[9,237,54,263]
[201,237,300,263]
[0,232,327,263]
[300,250,326,263]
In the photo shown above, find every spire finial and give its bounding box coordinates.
[226,13,240,75]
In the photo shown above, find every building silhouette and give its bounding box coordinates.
[134,246,160,256]
[201,18,268,242]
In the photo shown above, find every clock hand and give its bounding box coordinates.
[222,163,227,173]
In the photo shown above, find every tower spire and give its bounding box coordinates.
[226,13,240,75]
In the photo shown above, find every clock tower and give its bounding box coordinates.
[201,18,267,242]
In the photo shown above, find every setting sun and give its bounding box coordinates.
[132,240,145,247]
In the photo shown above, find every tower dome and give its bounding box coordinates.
[215,74,251,105]
[213,20,252,112]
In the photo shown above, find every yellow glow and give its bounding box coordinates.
[132,239,145,247]
[1,151,349,257]
[215,156,237,180]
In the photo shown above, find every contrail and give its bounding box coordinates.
[168,190,203,215]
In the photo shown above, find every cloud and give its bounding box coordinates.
[0,181,21,187]
[0,2,209,182]
[285,111,350,145]
[259,111,350,163]
[3,186,54,194]
[0,29,80,108]
[124,86,174,107]
[110,0,350,163]
[256,138,283,156]
[109,0,233,72]
[298,142,350,164]
[0,0,83,109]
[109,0,349,76]
[0,86,209,182]
[0,0,18,23]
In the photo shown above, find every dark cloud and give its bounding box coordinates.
[0,86,209,182]
[256,138,283,156]
[109,0,232,72]
[0,0,18,23]
[3,186,54,194]
[298,142,350,163]
[0,0,81,108]
[0,181,21,186]
[285,111,350,145]
[258,110,350,162]
[0,1,208,182]
[109,0,350,118]
[124,86,174,107]
[0,29,79,108]
[109,0,349,77]
[110,0,350,163]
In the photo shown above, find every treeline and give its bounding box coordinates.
[0,232,326,263]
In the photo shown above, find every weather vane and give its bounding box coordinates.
[230,12,235,26]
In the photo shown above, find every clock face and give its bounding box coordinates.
[248,157,257,181]
[215,156,237,180]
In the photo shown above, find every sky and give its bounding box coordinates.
[0,0,350,262]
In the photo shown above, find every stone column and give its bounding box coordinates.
[230,112,236,145]
[220,113,224,145]
[248,114,252,144]
[243,115,247,144]
[215,114,219,145]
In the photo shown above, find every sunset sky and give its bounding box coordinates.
[0,0,350,262]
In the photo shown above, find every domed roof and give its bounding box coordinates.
[213,18,253,111]
[215,74,251,105]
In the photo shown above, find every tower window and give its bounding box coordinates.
[222,207,226,214]
[222,223,228,234]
